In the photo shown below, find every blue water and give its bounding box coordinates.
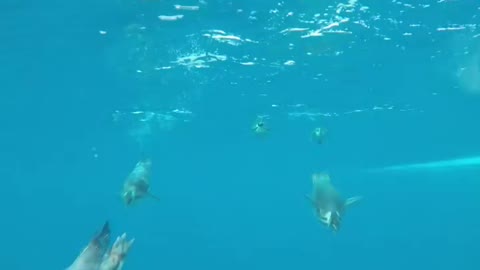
[1,0,479,269]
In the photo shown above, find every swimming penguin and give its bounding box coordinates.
[66,222,135,270]
[306,173,361,232]
[66,222,111,270]
[100,232,135,270]
[312,127,327,144]
[252,117,269,135]
[121,159,160,206]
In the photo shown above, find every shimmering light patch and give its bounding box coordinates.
[288,104,420,121]
[103,0,478,148]
[158,15,184,21]
[368,156,480,173]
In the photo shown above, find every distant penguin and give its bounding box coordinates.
[312,127,327,144]
[252,117,269,136]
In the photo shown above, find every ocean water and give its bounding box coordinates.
[1,0,479,269]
